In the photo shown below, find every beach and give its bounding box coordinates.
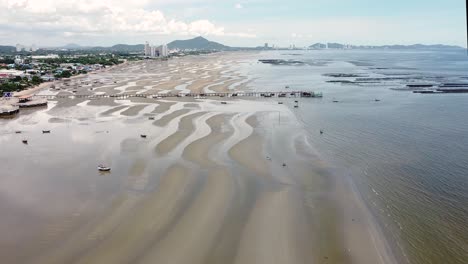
[0,52,403,264]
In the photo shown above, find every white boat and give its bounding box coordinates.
[98,165,111,171]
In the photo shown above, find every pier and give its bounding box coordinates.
[31,91,323,100]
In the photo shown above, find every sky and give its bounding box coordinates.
[0,0,466,47]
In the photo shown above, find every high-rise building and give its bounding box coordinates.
[159,44,168,57]
[144,41,151,56]
[150,46,157,57]
[144,42,168,58]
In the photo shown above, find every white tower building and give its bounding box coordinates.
[144,41,151,56]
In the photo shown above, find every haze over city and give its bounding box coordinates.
[1,0,466,47]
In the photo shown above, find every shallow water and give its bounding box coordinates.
[1,50,467,263]
[244,49,468,264]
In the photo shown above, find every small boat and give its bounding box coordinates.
[140,134,147,138]
[22,139,28,144]
[266,156,271,161]
[42,130,51,134]
[285,85,290,89]
[148,117,155,120]
[278,102,283,104]
[375,99,381,102]
[333,100,339,103]
[282,163,287,167]
[294,105,299,108]
[294,100,298,103]
[320,129,324,134]
[221,101,227,104]
[98,165,111,172]
[15,131,22,134]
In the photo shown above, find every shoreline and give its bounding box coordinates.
[0,54,401,264]
[13,60,130,98]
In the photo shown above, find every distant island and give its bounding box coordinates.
[309,42,464,51]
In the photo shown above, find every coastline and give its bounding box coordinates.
[13,60,130,97]
[0,53,400,264]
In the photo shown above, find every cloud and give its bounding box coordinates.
[0,0,253,43]
[235,3,243,9]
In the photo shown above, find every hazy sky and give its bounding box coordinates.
[0,0,466,47]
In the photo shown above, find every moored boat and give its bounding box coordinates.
[98,165,111,171]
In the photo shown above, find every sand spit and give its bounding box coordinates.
[138,169,233,264]
[182,114,235,167]
[121,105,149,116]
[100,105,129,116]
[153,109,191,127]
[228,116,270,176]
[151,101,176,114]
[155,112,206,155]
[234,187,313,264]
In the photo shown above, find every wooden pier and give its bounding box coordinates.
[32,91,323,100]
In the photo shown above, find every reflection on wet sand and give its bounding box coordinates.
[0,53,396,264]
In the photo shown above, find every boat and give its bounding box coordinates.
[15,131,21,134]
[148,117,155,120]
[375,99,381,102]
[98,165,111,172]
[320,129,324,134]
[22,139,28,144]
[294,105,299,108]
[333,100,339,103]
[221,101,227,104]
[42,130,51,133]
[285,85,290,89]
[140,134,147,138]
[278,102,283,104]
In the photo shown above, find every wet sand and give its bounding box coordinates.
[0,53,397,264]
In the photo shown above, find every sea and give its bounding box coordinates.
[243,49,468,264]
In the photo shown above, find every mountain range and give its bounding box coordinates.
[1,37,465,54]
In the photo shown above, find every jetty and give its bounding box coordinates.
[15,95,48,108]
[0,105,19,118]
[31,91,323,100]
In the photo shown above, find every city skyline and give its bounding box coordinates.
[0,0,466,47]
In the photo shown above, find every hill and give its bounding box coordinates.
[0,45,16,53]
[98,44,144,52]
[167,36,229,50]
